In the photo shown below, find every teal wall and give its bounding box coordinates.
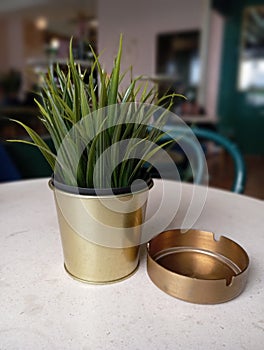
[217,0,264,154]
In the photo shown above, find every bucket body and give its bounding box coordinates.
[51,180,151,283]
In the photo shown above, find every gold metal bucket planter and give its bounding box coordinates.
[50,179,152,284]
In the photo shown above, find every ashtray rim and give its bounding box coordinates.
[147,229,250,304]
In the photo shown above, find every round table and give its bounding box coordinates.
[0,178,263,349]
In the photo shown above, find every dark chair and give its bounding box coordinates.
[191,128,245,193]
[151,126,246,194]
[3,136,54,180]
[0,143,21,182]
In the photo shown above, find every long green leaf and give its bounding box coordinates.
[8,119,56,170]
[108,34,123,105]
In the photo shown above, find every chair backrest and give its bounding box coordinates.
[0,143,21,182]
[191,128,246,194]
[3,137,54,180]
[152,126,246,194]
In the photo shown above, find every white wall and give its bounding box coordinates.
[7,18,25,71]
[0,17,25,76]
[98,0,223,119]
[0,0,47,13]
[206,10,224,117]
[0,19,9,72]
[98,0,204,77]
[0,16,45,93]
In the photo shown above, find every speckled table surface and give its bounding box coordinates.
[0,178,263,350]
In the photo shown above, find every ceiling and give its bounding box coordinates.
[0,0,97,37]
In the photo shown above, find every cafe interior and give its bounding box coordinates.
[0,0,263,199]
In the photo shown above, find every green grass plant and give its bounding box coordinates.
[8,35,183,188]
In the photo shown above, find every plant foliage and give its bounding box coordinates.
[8,35,183,188]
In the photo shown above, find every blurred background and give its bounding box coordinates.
[0,0,263,198]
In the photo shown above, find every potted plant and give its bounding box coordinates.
[9,35,180,283]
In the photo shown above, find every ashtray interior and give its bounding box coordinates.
[155,247,241,285]
[147,229,249,304]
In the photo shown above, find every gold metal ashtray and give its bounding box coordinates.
[147,229,249,304]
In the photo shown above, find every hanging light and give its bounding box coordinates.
[50,38,60,50]
[35,17,48,31]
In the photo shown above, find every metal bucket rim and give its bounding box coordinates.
[49,175,153,198]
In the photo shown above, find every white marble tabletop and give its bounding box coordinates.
[0,178,263,350]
